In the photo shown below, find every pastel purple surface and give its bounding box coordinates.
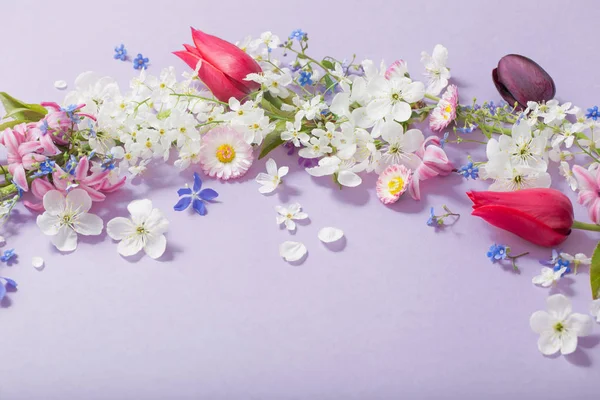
[2,1,600,399]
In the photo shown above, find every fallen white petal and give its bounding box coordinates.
[32,256,45,270]
[0,235,5,246]
[318,227,344,243]
[279,241,307,262]
[54,80,68,90]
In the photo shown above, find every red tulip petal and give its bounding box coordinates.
[467,189,573,233]
[190,28,261,90]
[183,43,202,58]
[472,204,568,247]
[174,50,248,102]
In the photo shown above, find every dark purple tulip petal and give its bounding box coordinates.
[493,54,556,109]
[492,68,518,106]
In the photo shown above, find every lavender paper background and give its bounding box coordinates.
[2,1,600,399]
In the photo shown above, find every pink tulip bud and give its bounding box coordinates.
[174,28,262,102]
[492,54,555,109]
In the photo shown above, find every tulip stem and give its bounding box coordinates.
[572,220,600,232]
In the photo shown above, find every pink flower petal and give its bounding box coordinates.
[572,165,598,192]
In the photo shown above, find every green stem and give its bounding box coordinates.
[424,93,440,102]
[507,251,529,272]
[479,123,512,136]
[572,220,600,232]
[169,93,228,106]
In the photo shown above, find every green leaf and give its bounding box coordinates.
[157,109,172,120]
[259,127,285,160]
[590,241,600,299]
[321,59,334,70]
[324,75,336,93]
[0,120,26,131]
[0,92,47,122]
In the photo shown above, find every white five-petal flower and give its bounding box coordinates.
[532,267,566,288]
[560,252,591,273]
[256,158,289,194]
[591,299,600,323]
[276,203,308,231]
[107,199,169,259]
[36,189,104,252]
[306,156,366,187]
[530,294,593,355]
[420,44,450,96]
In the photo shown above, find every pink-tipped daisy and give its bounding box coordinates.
[199,126,253,180]
[429,84,458,132]
[384,60,408,80]
[376,164,412,205]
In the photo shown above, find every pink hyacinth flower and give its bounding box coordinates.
[23,178,56,211]
[572,165,600,224]
[3,127,47,191]
[52,156,109,201]
[409,136,453,200]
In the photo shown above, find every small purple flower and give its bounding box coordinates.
[1,248,16,263]
[298,71,313,86]
[133,53,150,70]
[114,44,127,61]
[174,172,218,216]
[456,124,477,134]
[487,244,507,262]
[298,157,318,168]
[0,277,17,302]
[458,161,479,180]
[289,29,306,41]
[283,141,296,155]
[586,106,599,121]
[426,208,438,227]
[440,132,449,148]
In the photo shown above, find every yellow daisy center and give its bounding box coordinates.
[388,176,405,195]
[444,105,452,113]
[216,144,236,163]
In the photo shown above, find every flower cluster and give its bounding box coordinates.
[4,28,600,359]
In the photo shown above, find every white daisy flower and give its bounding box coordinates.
[198,126,253,180]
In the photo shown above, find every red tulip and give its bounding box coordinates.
[467,188,573,247]
[492,54,555,109]
[174,28,262,102]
